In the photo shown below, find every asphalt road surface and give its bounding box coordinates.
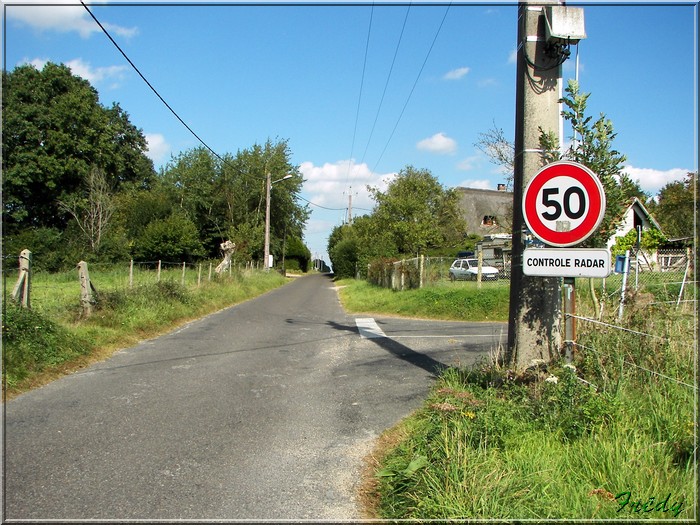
[4,273,507,520]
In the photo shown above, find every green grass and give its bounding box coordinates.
[2,268,288,396]
[338,278,697,520]
[336,278,510,321]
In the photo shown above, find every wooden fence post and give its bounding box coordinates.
[77,261,95,316]
[208,262,213,281]
[157,260,162,282]
[181,262,186,286]
[11,249,32,309]
[198,263,202,288]
[129,259,134,289]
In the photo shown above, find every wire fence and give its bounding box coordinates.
[2,252,267,320]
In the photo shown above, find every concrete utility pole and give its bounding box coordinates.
[507,1,566,370]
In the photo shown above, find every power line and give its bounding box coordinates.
[358,2,411,167]
[345,2,375,191]
[297,195,347,212]
[371,2,451,174]
[80,1,225,163]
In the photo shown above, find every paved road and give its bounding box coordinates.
[4,273,506,520]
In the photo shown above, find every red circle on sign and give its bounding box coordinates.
[522,161,605,247]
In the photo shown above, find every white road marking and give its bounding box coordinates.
[355,318,387,339]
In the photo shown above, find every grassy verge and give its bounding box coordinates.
[2,270,288,398]
[335,278,696,520]
[336,278,509,322]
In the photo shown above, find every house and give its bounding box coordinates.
[455,185,513,236]
[605,197,663,250]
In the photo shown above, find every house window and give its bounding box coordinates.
[482,215,496,226]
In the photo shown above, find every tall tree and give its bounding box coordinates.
[539,80,641,248]
[368,166,467,255]
[649,172,697,240]
[2,62,154,232]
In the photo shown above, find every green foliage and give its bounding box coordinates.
[330,237,359,279]
[284,235,311,272]
[3,62,310,268]
[647,172,697,240]
[2,62,154,232]
[367,258,400,288]
[611,227,667,256]
[133,212,205,262]
[328,167,467,278]
[539,80,642,248]
[369,306,695,520]
[369,166,467,255]
[2,303,90,387]
[531,365,620,442]
[1,227,67,272]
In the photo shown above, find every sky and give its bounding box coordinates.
[2,0,697,265]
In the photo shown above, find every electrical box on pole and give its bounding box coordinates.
[506,2,586,371]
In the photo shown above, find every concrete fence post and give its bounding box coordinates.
[77,261,95,317]
[11,249,32,309]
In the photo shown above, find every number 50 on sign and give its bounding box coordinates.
[522,161,606,247]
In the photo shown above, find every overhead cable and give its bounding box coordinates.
[80,1,225,163]
[358,2,411,167]
[345,3,375,191]
[371,3,451,174]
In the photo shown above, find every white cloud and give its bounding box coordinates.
[416,132,457,155]
[65,58,128,86]
[621,165,690,194]
[443,67,470,80]
[299,159,394,210]
[456,156,481,171]
[145,133,171,164]
[457,179,493,190]
[19,57,128,88]
[477,78,498,88]
[6,1,137,39]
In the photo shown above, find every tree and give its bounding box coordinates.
[474,121,515,190]
[328,224,359,279]
[133,211,205,263]
[649,172,697,240]
[538,80,643,248]
[2,63,154,232]
[58,167,115,254]
[156,140,309,262]
[368,166,467,255]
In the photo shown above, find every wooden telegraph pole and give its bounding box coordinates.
[507,2,585,370]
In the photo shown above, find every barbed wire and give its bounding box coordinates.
[572,341,697,391]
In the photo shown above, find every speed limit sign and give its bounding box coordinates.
[522,161,606,247]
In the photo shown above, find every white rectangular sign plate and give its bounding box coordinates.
[523,248,611,278]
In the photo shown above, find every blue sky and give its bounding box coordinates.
[3,1,697,264]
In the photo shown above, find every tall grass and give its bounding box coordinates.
[2,268,288,397]
[348,280,697,520]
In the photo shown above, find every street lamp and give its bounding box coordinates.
[264,173,294,271]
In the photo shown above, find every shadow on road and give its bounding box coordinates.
[325,321,448,377]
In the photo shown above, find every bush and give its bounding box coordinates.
[2,303,91,386]
[133,212,205,262]
[329,238,358,278]
[367,257,398,287]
